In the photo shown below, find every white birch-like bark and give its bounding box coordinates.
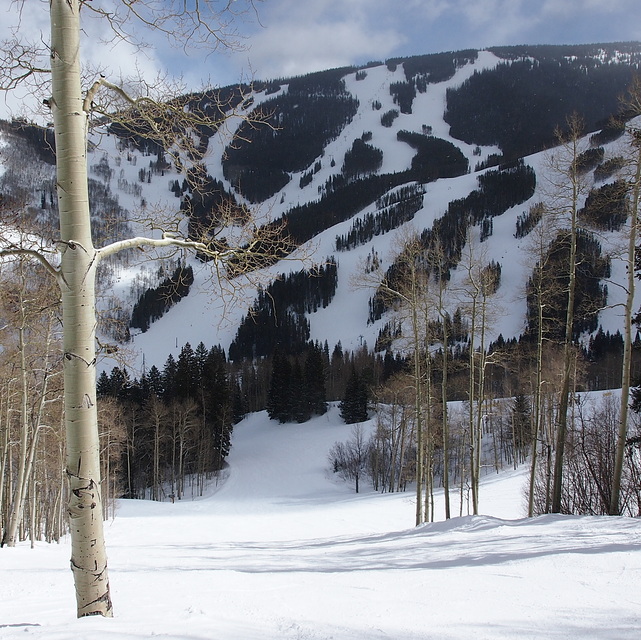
[50,0,112,617]
[611,131,641,514]
[551,117,583,514]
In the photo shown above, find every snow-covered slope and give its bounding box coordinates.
[90,55,632,373]
[1,50,639,375]
[1,406,640,639]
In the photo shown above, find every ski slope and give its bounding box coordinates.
[1,406,640,639]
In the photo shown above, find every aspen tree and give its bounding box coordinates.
[611,80,641,515]
[1,0,280,617]
[522,203,557,516]
[456,231,502,514]
[432,242,452,519]
[549,114,589,514]
[356,230,434,524]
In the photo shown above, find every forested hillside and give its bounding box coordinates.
[3,42,641,546]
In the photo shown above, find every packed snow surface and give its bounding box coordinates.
[1,406,640,639]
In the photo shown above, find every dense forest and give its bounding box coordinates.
[445,49,639,160]
[222,74,359,202]
[96,342,235,501]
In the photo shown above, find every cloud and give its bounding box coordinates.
[236,0,406,79]
[245,22,404,80]
[2,0,640,120]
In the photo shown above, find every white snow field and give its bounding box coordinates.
[1,405,641,639]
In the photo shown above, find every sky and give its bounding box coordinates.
[2,0,641,119]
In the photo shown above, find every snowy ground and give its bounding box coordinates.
[2,406,641,639]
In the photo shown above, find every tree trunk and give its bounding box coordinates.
[611,132,641,515]
[50,0,112,617]
[468,291,479,515]
[528,296,544,516]
[551,122,581,514]
[410,269,424,525]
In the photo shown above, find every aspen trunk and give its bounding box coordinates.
[610,135,641,515]
[410,269,424,525]
[50,0,112,617]
[528,296,544,516]
[441,315,451,519]
[551,125,581,514]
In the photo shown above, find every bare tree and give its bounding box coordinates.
[546,114,591,514]
[611,79,641,515]
[430,240,453,520]
[329,423,370,494]
[358,231,433,524]
[456,231,502,515]
[521,201,561,516]
[0,254,63,548]
[0,0,285,618]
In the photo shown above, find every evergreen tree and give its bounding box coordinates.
[339,367,369,424]
[175,342,198,399]
[161,354,178,401]
[267,348,293,423]
[304,343,328,417]
[202,345,233,464]
[146,365,164,397]
[96,370,111,398]
[290,359,310,423]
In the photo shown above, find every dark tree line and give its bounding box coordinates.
[525,230,610,342]
[335,185,424,251]
[276,172,411,248]
[342,137,384,179]
[388,50,478,84]
[369,161,536,323]
[266,343,328,423]
[515,203,544,239]
[579,180,629,231]
[594,156,626,182]
[445,51,638,160]
[396,130,469,182]
[97,342,236,501]
[574,146,605,174]
[228,259,339,361]
[389,81,416,114]
[278,144,467,252]
[130,265,194,333]
[339,367,370,424]
[223,78,359,202]
[180,165,249,244]
[582,328,641,392]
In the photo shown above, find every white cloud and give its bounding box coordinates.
[2,0,640,121]
[236,0,406,79]
[245,20,404,79]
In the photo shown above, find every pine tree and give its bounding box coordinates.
[267,348,293,423]
[304,344,328,417]
[175,342,198,399]
[161,354,178,401]
[339,367,368,424]
[291,359,310,423]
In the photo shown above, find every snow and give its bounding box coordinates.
[2,405,641,639]
[3,55,641,638]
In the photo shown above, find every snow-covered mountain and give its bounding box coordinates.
[1,43,641,376]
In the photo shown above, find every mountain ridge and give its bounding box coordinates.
[1,42,641,378]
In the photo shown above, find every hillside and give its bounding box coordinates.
[1,405,640,638]
[2,43,641,528]
[1,44,640,374]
